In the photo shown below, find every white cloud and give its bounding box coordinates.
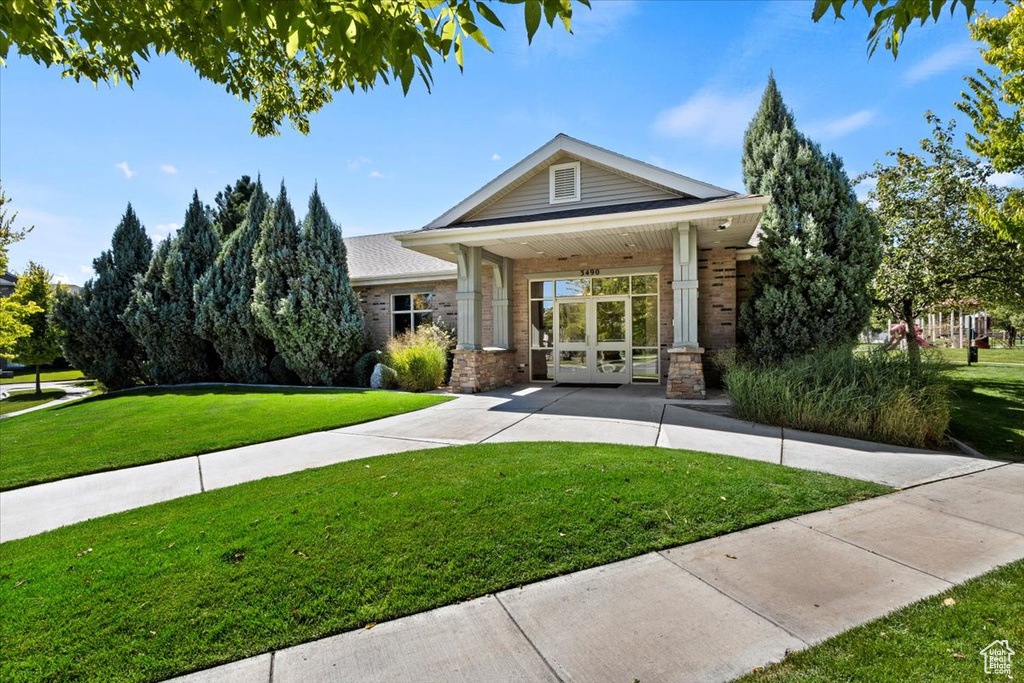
[160,164,178,174]
[78,265,94,276]
[53,273,72,285]
[347,156,371,171]
[989,171,1024,188]
[115,161,135,179]
[368,170,384,179]
[491,153,502,161]
[806,109,878,140]
[904,43,977,84]
[652,88,761,147]
[152,222,179,235]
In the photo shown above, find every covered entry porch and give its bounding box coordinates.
[398,196,767,398]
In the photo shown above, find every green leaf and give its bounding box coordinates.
[220,0,241,30]
[524,0,541,44]
[475,1,504,29]
[286,30,300,58]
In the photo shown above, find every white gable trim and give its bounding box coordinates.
[425,134,736,229]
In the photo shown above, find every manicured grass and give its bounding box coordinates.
[0,442,888,683]
[944,364,1024,461]
[0,387,450,490]
[931,346,1024,365]
[737,559,1024,682]
[0,367,86,384]
[0,389,67,416]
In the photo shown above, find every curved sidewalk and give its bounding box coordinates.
[166,463,1024,683]
[0,384,1006,543]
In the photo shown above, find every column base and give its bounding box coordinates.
[449,348,517,394]
[666,347,706,399]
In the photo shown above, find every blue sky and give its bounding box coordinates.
[1,0,1014,284]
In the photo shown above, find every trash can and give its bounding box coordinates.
[968,346,978,364]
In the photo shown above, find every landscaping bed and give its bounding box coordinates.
[0,387,450,490]
[0,442,888,682]
[737,559,1024,682]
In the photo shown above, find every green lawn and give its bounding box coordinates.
[736,559,1024,682]
[931,346,1024,365]
[944,363,1024,461]
[0,389,67,416]
[0,387,450,490]
[0,367,86,384]
[0,442,888,683]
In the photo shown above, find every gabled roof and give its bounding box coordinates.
[425,134,736,229]
[344,231,456,284]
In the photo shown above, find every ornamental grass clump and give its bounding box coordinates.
[722,346,950,449]
[385,324,454,392]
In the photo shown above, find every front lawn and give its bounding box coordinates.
[0,367,86,384]
[0,387,450,490]
[736,559,1024,682]
[0,389,66,416]
[931,346,1024,365]
[945,364,1024,461]
[0,442,888,683]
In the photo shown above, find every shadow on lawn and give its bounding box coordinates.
[51,384,370,411]
[948,377,1024,461]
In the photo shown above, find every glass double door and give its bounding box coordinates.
[555,296,629,384]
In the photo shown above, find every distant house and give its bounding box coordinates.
[345,134,768,398]
[0,271,16,298]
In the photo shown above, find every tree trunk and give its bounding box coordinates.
[902,300,921,380]
[35,365,41,397]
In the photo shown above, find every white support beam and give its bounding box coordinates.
[452,244,483,350]
[672,223,699,348]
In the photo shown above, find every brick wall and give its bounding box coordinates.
[355,279,459,350]
[735,258,756,348]
[697,247,738,351]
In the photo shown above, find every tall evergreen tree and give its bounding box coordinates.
[213,175,257,238]
[195,178,276,383]
[51,204,152,389]
[124,191,221,384]
[738,75,881,363]
[10,262,62,394]
[252,184,365,385]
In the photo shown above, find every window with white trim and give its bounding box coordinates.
[549,161,581,204]
[392,293,434,335]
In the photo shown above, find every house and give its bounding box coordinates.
[346,135,768,398]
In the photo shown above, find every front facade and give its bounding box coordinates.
[347,135,766,398]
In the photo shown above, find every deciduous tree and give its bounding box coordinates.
[50,204,153,389]
[0,185,37,358]
[864,114,1024,374]
[0,0,585,136]
[9,262,62,394]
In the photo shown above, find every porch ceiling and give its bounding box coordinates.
[405,213,760,262]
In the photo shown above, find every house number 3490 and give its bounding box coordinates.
[579,268,600,276]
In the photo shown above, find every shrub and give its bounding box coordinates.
[354,350,382,388]
[384,325,453,392]
[722,346,950,449]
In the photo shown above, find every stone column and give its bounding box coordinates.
[452,244,482,351]
[668,223,705,399]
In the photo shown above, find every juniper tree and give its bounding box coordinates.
[213,175,256,239]
[252,184,364,385]
[10,262,62,394]
[739,75,880,363]
[124,191,221,384]
[195,178,276,383]
[50,204,152,389]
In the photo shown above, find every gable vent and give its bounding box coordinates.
[549,161,581,204]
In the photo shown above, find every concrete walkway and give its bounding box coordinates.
[0,379,95,419]
[167,463,1023,683]
[0,384,1005,543]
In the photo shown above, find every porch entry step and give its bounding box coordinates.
[552,383,620,388]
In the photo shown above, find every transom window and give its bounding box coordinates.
[392,293,433,336]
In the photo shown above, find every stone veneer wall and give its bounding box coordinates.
[449,348,517,393]
[666,349,706,399]
[511,248,675,383]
